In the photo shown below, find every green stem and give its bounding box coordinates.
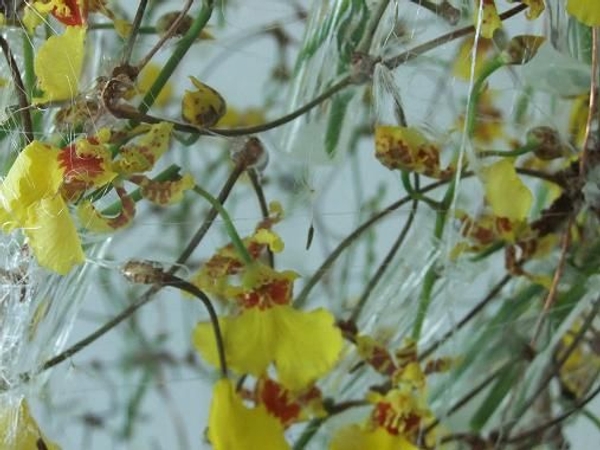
[137,1,214,116]
[292,418,325,450]
[466,56,504,138]
[477,143,536,158]
[122,369,152,438]
[90,23,156,34]
[583,408,600,432]
[356,0,392,53]
[192,185,252,265]
[411,174,456,340]
[22,31,35,99]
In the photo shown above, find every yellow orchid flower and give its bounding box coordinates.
[0,141,84,275]
[330,387,435,450]
[208,379,290,450]
[193,263,343,391]
[0,400,61,449]
[567,0,600,26]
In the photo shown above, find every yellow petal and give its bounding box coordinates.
[181,76,226,127]
[253,229,285,253]
[480,159,533,221]
[453,37,494,80]
[569,94,589,146]
[474,0,501,39]
[137,63,173,107]
[34,26,86,103]
[217,106,265,128]
[113,122,173,174]
[518,0,545,19]
[25,196,85,275]
[22,3,47,33]
[0,400,61,449]
[208,379,290,450]
[330,425,417,450]
[193,306,343,391]
[0,141,62,212]
[77,193,135,232]
[567,0,600,26]
[113,18,132,39]
[270,307,343,390]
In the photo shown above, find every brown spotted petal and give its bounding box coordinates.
[182,76,227,127]
[130,173,195,205]
[375,126,453,179]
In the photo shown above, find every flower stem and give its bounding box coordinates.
[466,56,505,138]
[411,175,456,340]
[192,184,253,265]
[161,273,228,377]
[292,418,325,450]
[137,1,214,116]
[0,35,32,145]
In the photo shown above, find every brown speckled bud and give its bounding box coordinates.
[156,12,193,39]
[501,35,545,65]
[526,126,569,160]
[231,137,269,170]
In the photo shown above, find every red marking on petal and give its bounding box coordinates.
[239,278,292,310]
[58,144,106,190]
[52,0,87,26]
[259,379,302,427]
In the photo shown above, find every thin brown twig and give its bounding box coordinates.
[349,174,420,323]
[419,274,512,361]
[410,0,460,25]
[423,358,514,438]
[294,174,475,308]
[121,0,149,66]
[529,218,573,348]
[248,169,274,268]
[0,34,33,144]
[383,3,528,70]
[136,0,195,71]
[493,298,600,442]
[505,382,600,444]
